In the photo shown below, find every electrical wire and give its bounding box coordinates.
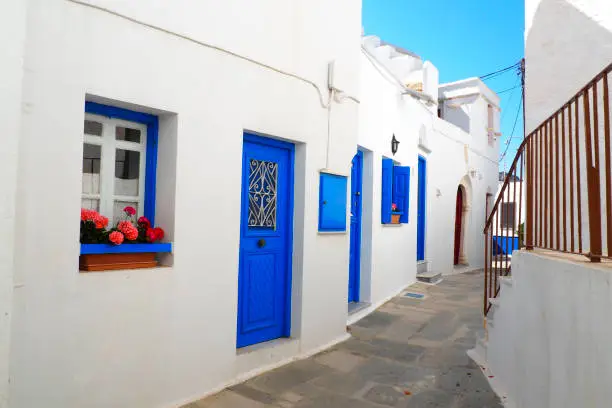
[482,68,519,82]
[496,85,520,94]
[500,76,521,123]
[499,98,523,162]
[480,62,521,81]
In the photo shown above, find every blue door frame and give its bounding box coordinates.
[237,133,294,348]
[348,150,363,303]
[417,156,427,261]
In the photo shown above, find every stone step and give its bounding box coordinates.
[416,271,442,284]
[468,334,488,366]
[416,261,429,274]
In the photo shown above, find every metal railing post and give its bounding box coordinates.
[525,136,534,249]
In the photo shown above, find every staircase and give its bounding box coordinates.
[468,274,516,407]
[473,62,612,407]
[361,35,436,102]
[416,270,442,284]
[482,61,612,317]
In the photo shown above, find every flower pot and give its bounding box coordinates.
[391,213,401,224]
[79,252,158,272]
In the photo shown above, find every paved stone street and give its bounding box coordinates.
[185,271,502,408]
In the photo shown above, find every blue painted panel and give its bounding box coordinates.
[319,173,348,232]
[348,150,363,303]
[243,253,277,332]
[80,243,172,254]
[393,166,411,224]
[85,102,157,124]
[85,102,159,225]
[237,134,294,348]
[381,158,394,224]
[493,236,519,255]
[417,156,427,261]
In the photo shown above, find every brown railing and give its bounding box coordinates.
[484,63,612,315]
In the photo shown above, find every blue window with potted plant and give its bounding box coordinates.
[79,102,171,271]
[381,158,410,225]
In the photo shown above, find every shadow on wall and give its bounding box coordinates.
[445,107,471,134]
[526,0,612,131]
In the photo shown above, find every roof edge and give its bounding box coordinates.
[439,77,501,106]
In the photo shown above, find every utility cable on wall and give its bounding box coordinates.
[66,0,362,173]
[361,46,435,105]
[65,0,359,110]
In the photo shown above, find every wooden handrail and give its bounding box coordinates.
[484,62,612,315]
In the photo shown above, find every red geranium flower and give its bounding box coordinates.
[153,227,164,241]
[124,206,136,216]
[137,216,151,229]
[146,228,157,243]
[145,227,165,242]
[109,231,124,245]
[94,214,109,229]
[81,208,97,222]
[124,226,138,241]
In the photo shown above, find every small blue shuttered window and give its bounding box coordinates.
[393,166,410,223]
[381,158,394,224]
[381,158,411,224]
[318,172,348,232]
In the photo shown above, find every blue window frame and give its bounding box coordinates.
[381,158,394,224]
[81,102,160,255]
[381,157,410,224]
[84,102,159,224]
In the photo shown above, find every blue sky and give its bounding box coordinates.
[362,0,525,170]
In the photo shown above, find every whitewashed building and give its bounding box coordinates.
[0,2,501,407]
[351,36,501,320]
[0,1,361,407]
[472,1,612,407]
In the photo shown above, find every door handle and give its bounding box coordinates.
[356,192,361,196]
[257,239,266,248]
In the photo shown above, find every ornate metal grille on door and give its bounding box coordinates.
[248,159,278,229]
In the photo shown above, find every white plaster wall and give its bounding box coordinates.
[525,0,612,132]
[422,62,439,102]
[359,49,499,283]
[525,0,611,254]
[8,0,361,407]
[426,117,499,273]
[487,251,612,408]
[357,53,420,307]
[0,2,27,407]
[440,100,472,134]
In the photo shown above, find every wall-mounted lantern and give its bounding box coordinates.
[391,134,400,156]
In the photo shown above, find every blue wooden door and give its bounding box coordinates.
[417,156,427,261]
[237,134,294,348]
[348,151,363,303]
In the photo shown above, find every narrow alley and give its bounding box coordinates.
[185,271,502,408]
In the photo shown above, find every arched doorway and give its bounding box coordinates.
[453,186,464,265]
